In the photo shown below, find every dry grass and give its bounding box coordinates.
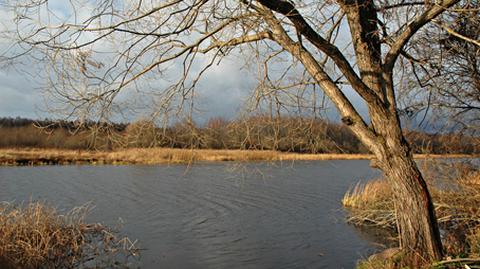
[0,147,372,165]
[342,179,397,229]
[343,166,480,268]
[0,201,138,269]
[0,147,474,166]
[356,253,401,269]
[342,170,480,230]
[342,179,393,208]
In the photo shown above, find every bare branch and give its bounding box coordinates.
[258,7,380,151]
[434,20,480,47]
[198,31,273,53]
[384,0,460,72]
[256,0,385,107]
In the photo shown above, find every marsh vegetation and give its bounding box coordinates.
[343,163,480,268]
[0,202,138,269]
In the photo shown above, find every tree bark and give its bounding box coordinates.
[385,155,443,264]
[372,115,443,265]
[339,2,445,262]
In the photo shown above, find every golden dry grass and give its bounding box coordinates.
[0,147,474,166]
[0,201,138,269]
[342,179,397,230]
[0,147,372,165]
[342,179,393,208]
[343,170,480,230]
[343,167,480,268]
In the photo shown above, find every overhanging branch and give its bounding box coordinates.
[198,31,273,53]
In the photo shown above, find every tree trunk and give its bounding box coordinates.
[260,8,444,262]
[341,7,443,261]
[375,131,443,265]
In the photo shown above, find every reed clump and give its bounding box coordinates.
[0,202,138,269]
[343,166,480,268]
[342,179,397,230]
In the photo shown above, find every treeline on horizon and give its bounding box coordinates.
[0,116,477,154]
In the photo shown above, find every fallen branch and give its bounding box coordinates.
[434,258,480,266]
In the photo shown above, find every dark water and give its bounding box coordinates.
[0,160,382,269]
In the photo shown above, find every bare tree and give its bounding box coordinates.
[396,1,479,133]
[2,0,476,264]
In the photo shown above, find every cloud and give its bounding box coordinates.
[194,56,254,121]
[0,70,45,118]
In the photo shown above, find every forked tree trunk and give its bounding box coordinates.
[258,4,445,262]
[340,6,443,262]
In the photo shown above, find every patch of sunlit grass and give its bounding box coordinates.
[0,147,375,165]
[0,147,472,166]
[342,179,392,209]
[342,179,396,230]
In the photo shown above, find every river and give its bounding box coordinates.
[0,160,383,269]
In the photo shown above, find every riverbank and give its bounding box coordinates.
[343,166,480,268]
[0,148,475,166]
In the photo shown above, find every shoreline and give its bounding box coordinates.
[0,147,476,166]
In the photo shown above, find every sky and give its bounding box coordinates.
[0,1,369,124]
[0,68,45,118]
[0,57,369,123]
[0,59,254,121]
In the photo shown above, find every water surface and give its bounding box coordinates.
[0,160,382,269]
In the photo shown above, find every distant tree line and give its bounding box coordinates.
[0,117,127,130]
[0,117,477,154]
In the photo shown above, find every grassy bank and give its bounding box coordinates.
[0,202,138,269]
[343,165,480,268]
[0,148,474,166]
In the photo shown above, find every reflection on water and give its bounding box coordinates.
[0,160,382,269]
